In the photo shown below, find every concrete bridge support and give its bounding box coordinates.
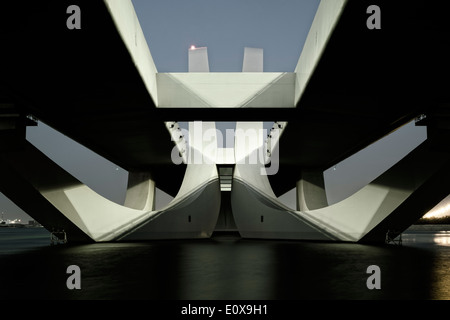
[296,170,328,211]
[0,140,220,242]
[231,140,450,243]
[124,172,155,211]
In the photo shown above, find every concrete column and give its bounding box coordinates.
[188,46,210,72]
[296,170,328,211]
[124,172,155,211]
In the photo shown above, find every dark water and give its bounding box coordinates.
[1,226,450,300]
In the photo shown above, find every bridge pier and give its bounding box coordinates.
[231,140,450,243]
[296,169,328,211]
[0,140,220,242]
[124,172,155,211]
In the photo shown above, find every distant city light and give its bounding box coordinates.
[423,202,450,219]
[190,45,196,50]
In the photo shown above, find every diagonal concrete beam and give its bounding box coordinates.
[103,0,159,105]
[232,139,450,243]
[294,0,348,106]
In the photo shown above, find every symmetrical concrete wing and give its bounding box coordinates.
[0,0,449,243]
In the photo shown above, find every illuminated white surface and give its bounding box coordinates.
[4,141,220,241]
[104,0,159,105]
[188,46,210,72]
[157,72,295,108]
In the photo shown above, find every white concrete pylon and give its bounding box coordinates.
[188,46,210,72]
[296,170,328,211]
[234,122,264,165]
[124,172,155,211]
[0,141,220,242]
[242,47,263,72]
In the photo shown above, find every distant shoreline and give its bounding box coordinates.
[416,216,450,225]
[407,224,450,232]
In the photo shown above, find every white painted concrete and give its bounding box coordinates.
[294,0,348,105]
[3,141,220,242]
[189,47,210,72]
[157,73,295,108]
[232,140,450,242]
[103,0,159,105]
[242,47,263,72]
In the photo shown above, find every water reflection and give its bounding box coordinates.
[402,228,450,299]
[433,232,450,246]
[2,228,450,299]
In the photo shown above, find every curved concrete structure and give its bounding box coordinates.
[0,141,220,242]
[232,140,450,242]
[120,163,220,240]
[1,0,450,244]
[124,172,156,211]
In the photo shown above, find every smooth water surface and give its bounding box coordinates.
[1,226,450,300]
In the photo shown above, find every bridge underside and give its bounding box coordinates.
[0,0,450,243]
[1,122,449,244]
[232,138,450,243]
